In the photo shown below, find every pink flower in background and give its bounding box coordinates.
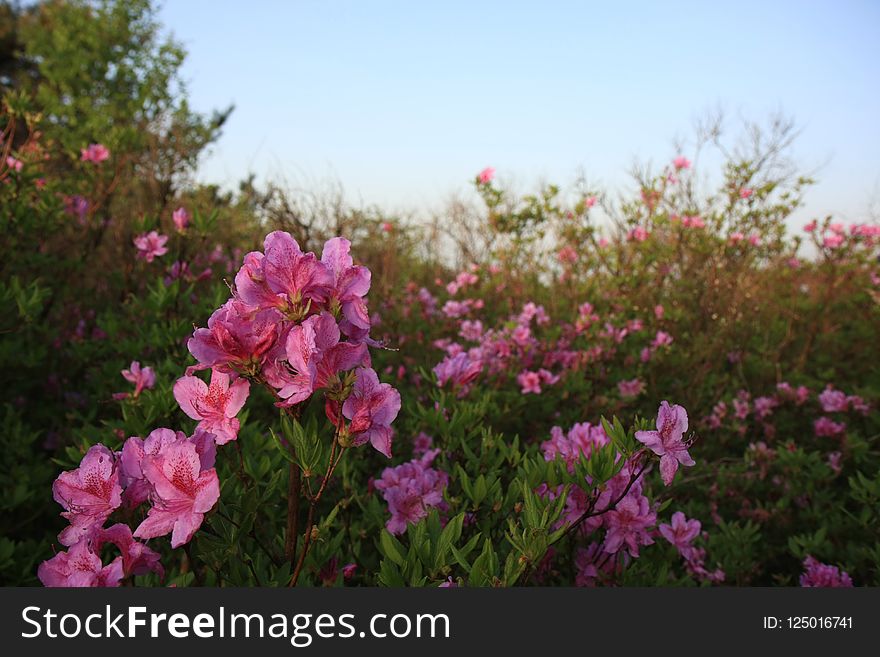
[672,156,691,170]
[804,219,818,232]
[800,556,853,587]
[739,187,753,199]
[6,155,23,171]
[823,233,844,249]
[133,231,169,262]
[119,361,156,398]
[262,230,335,311]
[374,450,448,534]
[173,369,250,444]
[819,387,848,413]
[80,143,110,164]
[659,511,701,559]
[729,232,745,244]
[654,304,664,320]
[652,330,673,349]
[342,367,401,457]
[557,245,578,264]
[133,437,220,548]
[627,226,649,242]
[433,351,482,396]
[584,195,597,208]
[459,319,483,341]
[617,378,645,399]
[52,445,122,546]
[541,422,609,467]
[477,167,495,184]
[517,370,542,394]
[814,417,846,438]
[38,537,123,587]
[412,432,433,458]
[172,207,190,232]
[827,451,843,475]
[381,222,393,232]
[635,401,695,486]
[748,233,761,246]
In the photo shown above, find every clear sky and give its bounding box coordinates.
[158,0,880,226]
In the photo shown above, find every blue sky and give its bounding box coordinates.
[159,0,880,225]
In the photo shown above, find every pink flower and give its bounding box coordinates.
[172,207,190,232]
[672,156,691,170]
[52,445,122,546]
[258,231,335,314]
[654,304,664,320]
[342,562,358,579]
[627,226,649,242]
[133,436,221,548]
[433,351,482,396]
[412,432,433,457]
[342,367,401,458]
[557,245,578,264]
[585,195,597,208]
[603,493,656,557]
[729,232,745,244]
[804,219,818,233]
[635,401,695,486]
[133,231,169,262]
[823,233,844,249]
[381,222,393,232]
[95,523,164,579]
[739,187,753,199]
[374,450,448,534]
[617,378,645,399]
[173,369,250,444]
[459,319,483,341]
[659,511,701,559]
[800,556,853,587]
[321,237,372,332]
[80,143,110,164]
[477,167,495,184]
[517,370,542,394]
[541,422,608,467]
[120,361,156,398]
[38,537,123,587]
[813,417,846,438]
[187,299,281,375]
[5,155,23,172]
[818,386,848,413]
[651,330,673,349]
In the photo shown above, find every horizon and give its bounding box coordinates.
[159,0,880,227]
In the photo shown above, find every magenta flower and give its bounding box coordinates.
[80,143,110,164]
[174,369,250,444]
[342,367,401,458]
[672,156,691,170]
[133,231,169,262]
[477,167,495,185]
[814,416,846,438]
[635,401,695,486]
[627,226,649,242]
[52,445,122,546]
[617,378,645,399]
[172,207,190,232]
[603,493,656,557]
[800,556,853,587]
[322,237,372,331]
[261,231,334,314]
[739,187,754,199]
[517,370,542,394]
[6,155,23,172]
[187,299,282,375]
[374,450,448,534]
[38,537,123,587]
[433,351,482,396]
[95,523,164,579]
[658,511,701,559]
[818,386,848,413]
[120,360,156,398]
[133,437,220,548]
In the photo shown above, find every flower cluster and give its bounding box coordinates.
[374,449,449,534]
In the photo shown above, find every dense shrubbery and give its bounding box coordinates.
[1,0,877,587]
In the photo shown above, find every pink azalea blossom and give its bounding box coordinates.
[477,167,495,184]
[133,231,169,262]
[729,232,745,244]
[95,523,164,579]
[804,219,818,232]
[635,401,695,486]
[259,230,335,314]
[627,226,649,242]
[584,195,597,208]
[739,187,753,199]
[173,369,250,444]
[603,493,656,557]
[6,155,23,172]
[658,511,701,560]
[823,234,844,248]
[672,156,691,170]
[172,207,190,232]
[342,367,401,457]
[433,351,482,396]
[38,537,123,587]
[541,422,609,467]
[321,237,372,331]
[120,360,156,398]
[80,143,110,164]
[517,370,542,394]
[133,436,221,548]
[374,450,448,534]
[187,299,281,375]
[52,445,122,546]
[818,386,848,413]
[617,378,645,399]
[814,416,846,438]
[800,556,853,587]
